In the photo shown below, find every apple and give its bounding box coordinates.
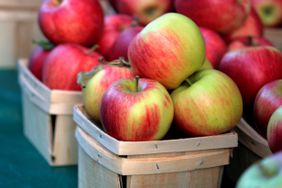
[28,41,54,80]
[236,151,282,188]
[218,46,282,110]
[171,69,243,136]
[199,27,227,68]
[97,14,135,59]
[198,58,213,71]
[116,0,172,25]
[38,0,104,47]
[251,0,282,27]
[128,13,205,90]
[228,36,273,50]
[224,8,264,43]
[100,77,174,141]
[267,106,282,153]
[42,44,102,91]
[78,59,135,122]
[254,79,282,137]
[108,26,143,61]
[174,0,251,34]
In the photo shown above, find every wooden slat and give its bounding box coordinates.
[73,105,238,156]
[0,0,41,9]
[264,28,282,51]
[76,128,231,176]
[236,119,272,158]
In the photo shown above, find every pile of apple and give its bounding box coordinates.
[27,0,282,143]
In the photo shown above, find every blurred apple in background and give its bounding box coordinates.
[116,0,172,25]
[28,41,53,81]
[100,77,174,141]
[228,36,273,50]
[219,46,282,112]
[236,151,282,188]
[171,69,243,136]
[224,8,264,43]
[43,44,102,91]
[254,80,282,137]
[267,106,282,153]
[251,0,282,27]
[97,14,135,59]
[78,59,134,122]
[129,13,205,89]
[199,27,227,68]
[108,25,143,61]
[174,0,251,34]
[38,0,104,46]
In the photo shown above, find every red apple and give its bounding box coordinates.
[228,36,273,50]
[267,106,282,153]
[128,13,205,89]
[199,27,227,68]
[251,0,282,27]
[28,41,53,80]
[116,0,172,25]
[78,59,134,122]
[38,0,104,46]
[100,77,174,141]
[218,46,282,110]
[42,44,102,91]
[171,69,243,136]
[254,79,282,137]
[108,26,143,61]
[174,0,251,34]
[236,151,282,187]
[224,8,264,43]
[97,14,135,58]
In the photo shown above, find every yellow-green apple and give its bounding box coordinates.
[224,8,264,43]
[267,106,282,153]
[38,0,104,46]
[97,14,135,59]
[218,46,282,111]
[174,0,251,34]
[236,151,282,188]
[108,26,143,61]
[100,77,174,141]
[254,80,282,137]
[171,69,243,136]
[78,59,134,122]
[251,0,282,27]
[200,27,227,68]
[28,41,54,81]
[42,44,102,91]
[116,0,172,25]
[228,36,273,50]
[128,13,205,89]
[198,58,213,71]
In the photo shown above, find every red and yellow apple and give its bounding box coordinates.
[267,106,282,153]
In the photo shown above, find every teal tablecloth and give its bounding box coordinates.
[0,69,77,188]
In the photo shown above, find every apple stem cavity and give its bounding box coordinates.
[258,161,279,178]
[135,75,140,92]
[143,6,157,17]
[32,39,54,50]
[262,6,274,16]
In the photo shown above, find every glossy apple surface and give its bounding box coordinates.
[100,77,174,141]
[267,106,282,153]
[128,13,205,89]
[171,69,243,136]
[39,0,104,46]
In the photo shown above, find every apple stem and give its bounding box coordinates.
[87,44,99,54]
[185,79,192,86]
[135,75,140,92]
[98,56,107,64]
[32,39,54,50]
[258,162,279,178]
[119,57,131,67]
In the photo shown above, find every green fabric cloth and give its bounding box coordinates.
[0,69,77,188]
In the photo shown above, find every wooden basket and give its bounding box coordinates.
[0,0,44,68]
[18,59,81,166]
[73,104,238,188]
[225,118,272,182]
[265,28,282,51]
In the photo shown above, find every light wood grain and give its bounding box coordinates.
[265,28,282,51]
[73,104,238,156]
[0,0,41,9]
